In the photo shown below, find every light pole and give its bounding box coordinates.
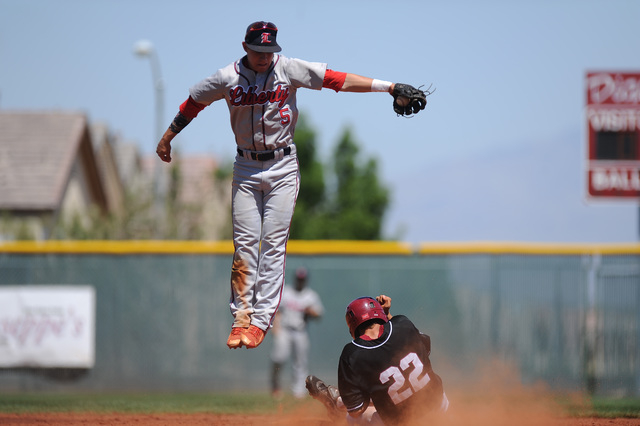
[133,40,166,232]
[133,39,164,145]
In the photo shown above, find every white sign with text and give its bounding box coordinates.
[0,286,95,368]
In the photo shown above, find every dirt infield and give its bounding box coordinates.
[2,393,640,426]
[2,412,640,426]
[0,413,320,425]
[1,373,639,426]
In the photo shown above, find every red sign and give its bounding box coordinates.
[586,72,640,199]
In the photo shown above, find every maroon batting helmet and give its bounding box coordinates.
[345,297,388,338]
[295,267,308,280]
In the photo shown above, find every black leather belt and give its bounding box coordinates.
[237,146,292,161]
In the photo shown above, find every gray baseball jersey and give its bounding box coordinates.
[271,284,324,397]
[189,55,327,151]
[188,54,328,333]
[278,285,324,331]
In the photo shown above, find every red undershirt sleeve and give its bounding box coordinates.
[179,96,206,119]
[323,69,347,93]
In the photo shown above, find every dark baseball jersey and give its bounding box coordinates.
[338,315,445,425]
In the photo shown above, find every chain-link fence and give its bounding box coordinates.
[0,242,638,396]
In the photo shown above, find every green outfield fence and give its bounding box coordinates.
[0,240,639,396]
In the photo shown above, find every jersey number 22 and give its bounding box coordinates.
[379,352,431,405]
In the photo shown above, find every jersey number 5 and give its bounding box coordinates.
[379,352,431,405]
[279,107,291,125]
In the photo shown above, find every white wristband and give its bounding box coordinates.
[371,79,392,92]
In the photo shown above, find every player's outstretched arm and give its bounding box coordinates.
[340,73,395,94]
[337,73,431,117]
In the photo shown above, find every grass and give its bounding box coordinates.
[0,392,305,414]
[1,392,639,418]
[557,395,640,418]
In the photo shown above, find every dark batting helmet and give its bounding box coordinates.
[295,267,308,280]
[345,297,388,338]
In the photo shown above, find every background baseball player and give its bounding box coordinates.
[155,21,431,350]
[306,295,448,425]
[270,266,324,398]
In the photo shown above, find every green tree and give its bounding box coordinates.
[52,186,160,240]
[290,115,390,240]
[52,158,209,240]
[22,114,385,241]
[290,114,327,239]
[164,159,205,240]
[325,127,389,240]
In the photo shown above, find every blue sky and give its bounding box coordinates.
[1,0,639,243]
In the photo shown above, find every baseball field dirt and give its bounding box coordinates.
[1,410,640,425]
[2,388,640,426]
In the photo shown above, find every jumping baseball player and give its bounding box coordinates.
[306,295,449,425]
[155,21,431,350]
[270,267,324,398]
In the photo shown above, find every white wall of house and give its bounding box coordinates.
[59,157,96,228]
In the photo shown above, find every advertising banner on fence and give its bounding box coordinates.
[0,286,95,368]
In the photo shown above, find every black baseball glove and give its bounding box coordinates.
[392,83,434,116]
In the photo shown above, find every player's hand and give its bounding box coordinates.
[304,307,321,318]
[156,139,172,163]
[376,294,391,318]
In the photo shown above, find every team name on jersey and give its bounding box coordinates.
[229,84,289,108]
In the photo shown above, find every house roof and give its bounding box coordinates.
[0,111,104,211]
[140,154,219,205]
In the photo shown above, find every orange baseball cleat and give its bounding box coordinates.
[226,327,244,349]
[241,325,265,348]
